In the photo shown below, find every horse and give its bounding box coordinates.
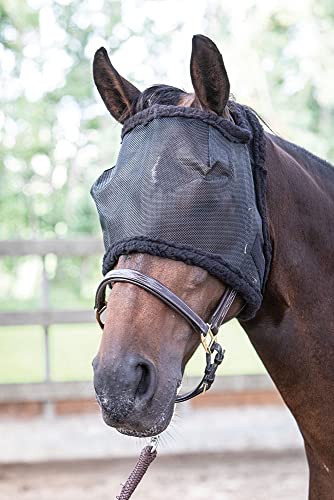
[91,35,334,498]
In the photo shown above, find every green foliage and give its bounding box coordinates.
[0,0,117,240]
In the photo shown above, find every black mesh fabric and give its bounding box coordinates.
[91,105,269,320]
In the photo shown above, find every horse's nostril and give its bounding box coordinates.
[137,363,150,396]
[135,359,157,402]
[94,355,157,410]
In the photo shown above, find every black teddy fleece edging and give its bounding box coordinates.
[241,104,272,290]
[102,236,262,320]
[121,103,251,143]
[101,102,272,321]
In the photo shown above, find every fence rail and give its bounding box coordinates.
[0,238,103,256]
[0,309,95,326]
[0,375,276,404]
[0,238,104,410]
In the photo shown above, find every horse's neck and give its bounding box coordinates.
[263,133,334,309]
[245,130,334,335]
[241,132,334,464]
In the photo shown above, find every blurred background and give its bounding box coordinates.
[1,0,333,498]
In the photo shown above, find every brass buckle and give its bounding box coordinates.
[200,325,217,353]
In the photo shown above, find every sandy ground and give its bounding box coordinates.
[0,406,304,463]
[0,451,308,500]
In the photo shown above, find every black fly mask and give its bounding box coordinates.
[91,103,271,401]
[91,104,271,320]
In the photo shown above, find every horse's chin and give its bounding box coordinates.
[116,416,171,437]
[101,405,174,437]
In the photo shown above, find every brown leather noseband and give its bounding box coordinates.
[94,269,238,403]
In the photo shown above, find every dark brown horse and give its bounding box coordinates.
[92,35,334,498]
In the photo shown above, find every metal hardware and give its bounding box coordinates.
[200,333,210,353]
[95,303,107,330]
[200,325,217,353]
[149,436,159,453]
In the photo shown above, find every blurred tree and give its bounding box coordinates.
[205,0,334,160]
[0,0,119,239]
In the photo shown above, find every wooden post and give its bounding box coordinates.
[41,255,53,417]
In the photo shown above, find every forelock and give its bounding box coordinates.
[134,85,188,112]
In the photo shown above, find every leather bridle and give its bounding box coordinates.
[94,269,238,403]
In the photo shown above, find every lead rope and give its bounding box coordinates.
[116,437,159,500]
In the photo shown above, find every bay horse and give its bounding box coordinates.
[92,35,334,498]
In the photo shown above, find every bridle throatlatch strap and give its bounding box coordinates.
[94,269,237,403]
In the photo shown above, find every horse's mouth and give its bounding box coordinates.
[116,415,171,437]
[100,405,174,437]
[97,388,177,438]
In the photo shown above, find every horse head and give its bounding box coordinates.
[91,35,266,437]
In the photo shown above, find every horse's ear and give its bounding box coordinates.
[93,47,141,123]
[190,35,230,115]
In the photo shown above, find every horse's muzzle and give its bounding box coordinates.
[93,353,173,436]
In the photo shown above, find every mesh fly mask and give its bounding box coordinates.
[92,104,271,402]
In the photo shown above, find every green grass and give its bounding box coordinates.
[185,320,265,376]
[0,327,46,383]
[0,320,265,384]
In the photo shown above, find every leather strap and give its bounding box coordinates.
[95,269,210,336]
[95,269,237,336]
[210,286,237,334]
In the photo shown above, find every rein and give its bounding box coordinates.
[94,268,237,402]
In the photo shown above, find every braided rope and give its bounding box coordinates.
[116,445,157,500]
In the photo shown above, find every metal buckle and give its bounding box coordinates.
[95,304,107,330]
[200,325,217,353]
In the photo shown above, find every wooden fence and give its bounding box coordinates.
[0,239,277,413]
[0,238,103,414]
